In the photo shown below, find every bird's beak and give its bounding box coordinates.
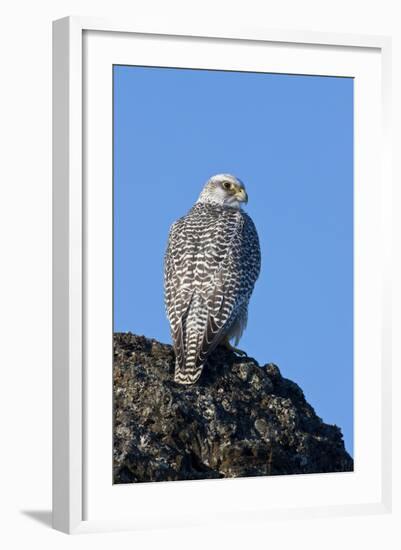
[236,188,248,204]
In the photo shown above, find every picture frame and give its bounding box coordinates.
[52,16,392,534]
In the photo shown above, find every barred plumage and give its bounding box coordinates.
[164,174,261,384]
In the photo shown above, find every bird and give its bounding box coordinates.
[164,174,261,385]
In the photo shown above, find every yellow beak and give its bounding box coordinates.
[236,188,248,203]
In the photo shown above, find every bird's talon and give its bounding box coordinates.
[223,340,248,357]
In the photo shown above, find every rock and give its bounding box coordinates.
[113,332,353,483]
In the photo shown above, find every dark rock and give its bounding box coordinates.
[113,332,353,483]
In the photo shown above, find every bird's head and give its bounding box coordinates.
[197,174,248,209]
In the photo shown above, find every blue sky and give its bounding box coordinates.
[113,65,354,457]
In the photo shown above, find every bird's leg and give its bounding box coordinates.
[222,336,248,357]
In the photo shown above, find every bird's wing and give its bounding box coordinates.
[197,211,261,366]
[164,218,193,376]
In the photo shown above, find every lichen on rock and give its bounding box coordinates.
[113,332,353,483]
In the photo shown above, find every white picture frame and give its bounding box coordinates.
[52,16,392,534]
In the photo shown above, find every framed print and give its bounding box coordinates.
[52,17,392,534]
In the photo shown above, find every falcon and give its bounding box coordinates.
[164,174,261,384]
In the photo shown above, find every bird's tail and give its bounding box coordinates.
[174,330,204,385]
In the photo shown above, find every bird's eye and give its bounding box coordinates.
[223,181,231,190]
